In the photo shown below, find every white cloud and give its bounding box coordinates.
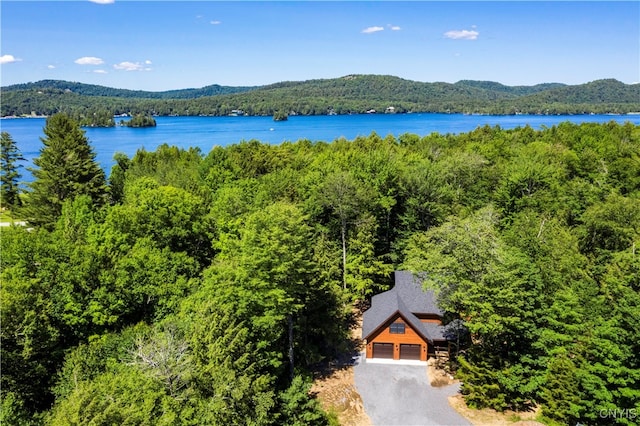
[47,64,56,69]
[114,61,142,71]
[75,56,104,65]
[210,20,221,25]
[388,24,401,31]
[93,69,108,74]
[88,0,115,4]
[0,54,20,64]
[444,29,479,40]
[362,26,384,34]
[113,61,152,71]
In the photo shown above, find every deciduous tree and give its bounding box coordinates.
[317,171,368,290]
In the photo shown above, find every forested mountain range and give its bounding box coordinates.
[2,79,257,99]
[2,75,639,117]
[453,80,567,96]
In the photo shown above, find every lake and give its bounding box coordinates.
[2,113,640,182]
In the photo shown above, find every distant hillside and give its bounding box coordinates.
[1,79,258,99]
[519,79,640,104]
[257,75,500,102]
[2,75,639,117]
[454,80,567,96]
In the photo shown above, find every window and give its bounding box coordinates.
[389,322,405,334]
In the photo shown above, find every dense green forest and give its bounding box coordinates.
[71,109,116,128]
[1,115,639,425]
[121,114,157,128]
[2,75,639,118]
[2,79,257,99]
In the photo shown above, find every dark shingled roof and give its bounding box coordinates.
[362,271,446,342]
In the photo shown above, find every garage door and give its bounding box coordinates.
[400,344,421,360]
[373,343,394,359]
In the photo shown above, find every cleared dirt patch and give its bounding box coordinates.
[449,394,545,426]
[311,363,371,426]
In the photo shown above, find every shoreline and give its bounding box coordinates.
[3,112,640,120]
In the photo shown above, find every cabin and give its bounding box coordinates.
[362,271,449,362]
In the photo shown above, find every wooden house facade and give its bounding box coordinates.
[362,271,449,362]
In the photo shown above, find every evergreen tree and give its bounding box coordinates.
[345,213,393,302]
[0,132,25,208]
[108,152,130,204]
[24,113,107,228]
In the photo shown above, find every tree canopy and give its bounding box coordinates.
[2,120,639,425]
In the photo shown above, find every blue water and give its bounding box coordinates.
[2,113,639,182]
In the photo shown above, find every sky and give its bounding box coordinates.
[1,1,639,91]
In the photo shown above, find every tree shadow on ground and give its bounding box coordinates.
[311,300,370,381]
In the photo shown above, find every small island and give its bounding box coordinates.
[120,114,157,128]
[75,109,115,128]
[272,110,288,121]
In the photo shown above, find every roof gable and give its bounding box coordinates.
[393,271,443,316]
[364,309,431,343]
[362,271,446,342]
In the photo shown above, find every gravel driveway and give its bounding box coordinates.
[353,355,471,426]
